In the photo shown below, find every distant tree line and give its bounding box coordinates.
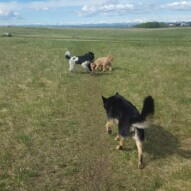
[135,22,167,28]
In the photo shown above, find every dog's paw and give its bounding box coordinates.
[116,145,123,150]
[138,163,144,169]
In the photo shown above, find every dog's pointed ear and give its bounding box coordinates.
[115,92,119,95]
[102,96,108,104]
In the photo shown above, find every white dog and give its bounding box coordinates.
[65,51,94,72]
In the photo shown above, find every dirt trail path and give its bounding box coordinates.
[71,74,115,191]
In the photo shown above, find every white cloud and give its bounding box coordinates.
[0,9,19,19]
[0,0,104,11]
[79,1,191,17]
[79,1,164,17]
[162,1,191,10]
[100,3,134,11]
[80,2,135,16]
[0,1,20,19]
[0,1,20,10]
[35,7,49,11]
[1,0,191,24]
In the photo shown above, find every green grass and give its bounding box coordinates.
[0,26,191,191]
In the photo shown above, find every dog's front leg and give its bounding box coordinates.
[116,136,125,150]
[95,65,99,71]
[115,134,120,141]
[102,65,106,72]
[69,60,75,71]
[105,119,114,134]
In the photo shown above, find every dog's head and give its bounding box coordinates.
[102,92,119,109]
[102,92,119,134]
[102,92,119,118]
[90,62,96,71]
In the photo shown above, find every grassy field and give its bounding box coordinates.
[0,26,191,191]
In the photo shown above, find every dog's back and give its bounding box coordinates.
[93,54,113,72]
[65,51,94,64]
[104,94,141,123]
[77,52,94,64]
[95,55,112,64]
[102,93,154,136]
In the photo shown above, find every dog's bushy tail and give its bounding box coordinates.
[65,51,71,60]
[132,96,154,129]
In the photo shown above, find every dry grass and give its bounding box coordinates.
[0,27,191,191]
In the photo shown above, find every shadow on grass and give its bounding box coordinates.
[75,71,111,77]
[112,66,128,71]
[92,72,111,77]
[73,66,126,75]
[144,125,191,164]
[92,67,128,75]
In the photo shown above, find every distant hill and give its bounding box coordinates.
[68,22,136,28]
[5,22,137,28]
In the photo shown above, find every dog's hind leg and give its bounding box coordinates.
[136,140,143,169]
[108,63,112,72]
[133,128,144,169]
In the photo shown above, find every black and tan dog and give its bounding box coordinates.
[102,93,154,169]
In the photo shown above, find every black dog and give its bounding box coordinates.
[65,51,94,72]
[102,92,154,169]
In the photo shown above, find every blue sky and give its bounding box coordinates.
[0,0,191,25]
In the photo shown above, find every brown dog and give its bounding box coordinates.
[91,55,113,72]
